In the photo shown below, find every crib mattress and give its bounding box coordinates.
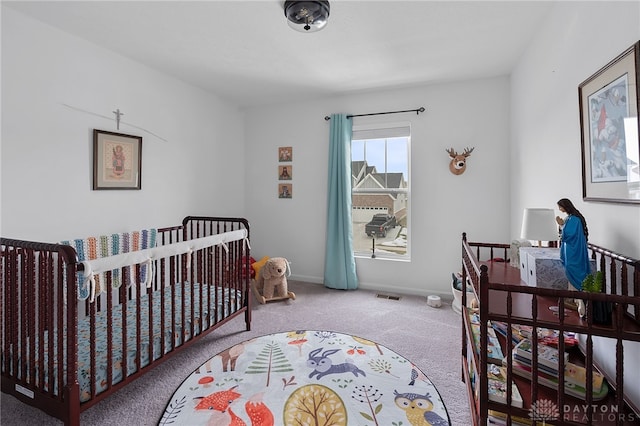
[6,282,243,402]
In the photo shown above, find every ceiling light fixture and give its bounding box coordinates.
[284,1,330,33]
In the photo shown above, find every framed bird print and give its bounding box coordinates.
[579,41,639,204]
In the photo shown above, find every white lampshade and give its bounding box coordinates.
[520,208,558,245]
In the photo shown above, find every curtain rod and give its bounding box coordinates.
[324,107,425,121]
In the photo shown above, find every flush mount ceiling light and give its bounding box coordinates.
[284,1,330,33]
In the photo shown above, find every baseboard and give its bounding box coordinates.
[289,274,453,302]
[289,274,323,284]
[358,282,453,301]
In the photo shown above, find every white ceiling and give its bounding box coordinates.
[4,0,555,108]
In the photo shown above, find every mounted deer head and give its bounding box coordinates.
[446,147,475,175]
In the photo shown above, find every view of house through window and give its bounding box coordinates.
[351,123,410,258]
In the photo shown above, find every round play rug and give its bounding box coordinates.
[159,330,450,425]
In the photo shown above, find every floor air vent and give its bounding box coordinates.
[376,293,401,301]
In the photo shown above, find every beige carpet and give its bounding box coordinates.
[0,281,472,425]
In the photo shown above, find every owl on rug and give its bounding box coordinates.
[394,390,448,426]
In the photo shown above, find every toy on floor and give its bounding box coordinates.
[252,257,295,304]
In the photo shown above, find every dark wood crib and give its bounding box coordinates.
[1,216,252,426]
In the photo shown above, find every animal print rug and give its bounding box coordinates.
[158,330,450,425]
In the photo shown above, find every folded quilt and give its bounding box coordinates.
[81,229,248,289]
[61,228,157,301]
[62,228,249,302]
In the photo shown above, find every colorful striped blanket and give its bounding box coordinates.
[61,229,157,300]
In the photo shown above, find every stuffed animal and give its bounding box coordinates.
[251,256,270,281]
[256,257,289,299]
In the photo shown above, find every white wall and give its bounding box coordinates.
[1,8,246,242]
[511,1,640,409]
[511,1,640,259]
[244,77,512,297]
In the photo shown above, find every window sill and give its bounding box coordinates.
[354,254,411,262]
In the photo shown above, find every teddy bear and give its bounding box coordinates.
[254,257,294,303]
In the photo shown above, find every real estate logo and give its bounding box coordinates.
[529,399,639,424]
[529,399,560,424]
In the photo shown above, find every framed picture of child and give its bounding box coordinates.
[278,183,292,199]
[278,146,292,162]
[278,165,292,180]
[93,129,142,190]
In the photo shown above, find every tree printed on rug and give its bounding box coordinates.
[245,340,294,387]
[158,330,450,425]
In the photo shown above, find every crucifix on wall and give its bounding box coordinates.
[113,109,124,130]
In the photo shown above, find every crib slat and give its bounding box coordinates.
[105,272,114,395]
[35,250,46,391]
[89,288,96,399]
[22,249,31,388]
[7,248,18,388]
[147,270,154,368]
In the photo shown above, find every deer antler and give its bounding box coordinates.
[446,148,458,158]
[462,147,475,157]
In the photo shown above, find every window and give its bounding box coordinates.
[351,123,410,259]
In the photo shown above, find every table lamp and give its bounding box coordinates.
[520,208,558,247]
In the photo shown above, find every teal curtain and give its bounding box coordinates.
[324,114,358,290]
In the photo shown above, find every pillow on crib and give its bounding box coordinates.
[251,256,270,281]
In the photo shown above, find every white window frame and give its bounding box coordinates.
[351,121,411,260]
